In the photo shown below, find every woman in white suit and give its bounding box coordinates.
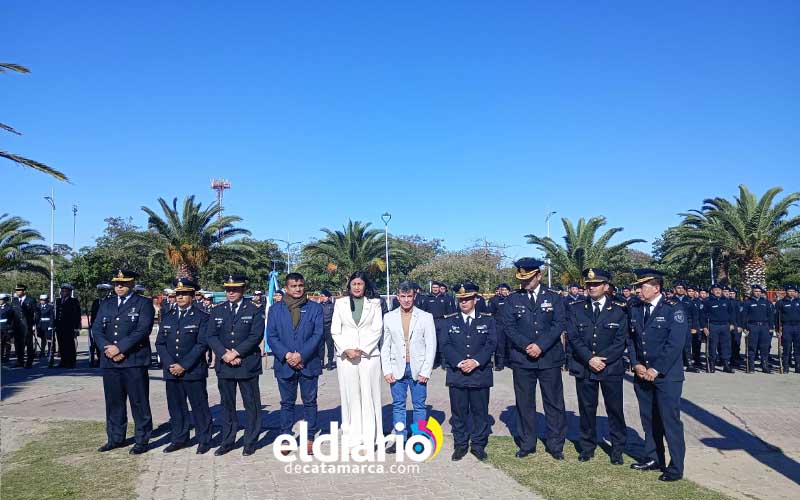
[331,271,384,451]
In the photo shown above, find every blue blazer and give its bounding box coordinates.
[91,294,155,368]
[628,297,688,382]
[501,288,566,370]
[566,298,628,381]
[267,300,324,379]
[155,305,209,380]
[206,300,264,379]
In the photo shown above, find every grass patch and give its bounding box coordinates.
[1,420,141,500]
[486,436,730,500]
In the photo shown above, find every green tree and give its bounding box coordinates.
[141,195,254,279]
[664,185,800,288]
[2,63,68,181]
[198,238,283,291]
[410,248,515,293]
[0,214,50,277]
[525,216,645,285]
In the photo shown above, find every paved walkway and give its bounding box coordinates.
[2,335,799,499]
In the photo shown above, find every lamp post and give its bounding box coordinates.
[44,190,55,303]
[545,210,557,288]
[381,212,392,303]
[72,204,78,252]
[275,238,302,274]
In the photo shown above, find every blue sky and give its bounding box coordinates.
[4,1,799,262]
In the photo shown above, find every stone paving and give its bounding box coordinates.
[2,335,800,499]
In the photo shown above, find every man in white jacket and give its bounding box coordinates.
[381,281,437,451]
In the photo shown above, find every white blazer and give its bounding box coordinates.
[380,306,437,381]
[331,296,383,357]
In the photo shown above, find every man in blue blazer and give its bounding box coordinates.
[267,272,324,455]
[628,269,688,482]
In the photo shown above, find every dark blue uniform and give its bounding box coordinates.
[11,294,35,367]
[442,312,496,452]
[672,295,698,370]
[729,296,745,367]
[777,294,800,372]
[319,300,335,366]
[566,297,628,459]
[207,300,265,448]
[742,296,774,372]
[92,293,155,447]
[1,301,23,361]
[487,294,510,368]
[690,296,704,367]
[700,295,736,370]
[501,286,567,455]
[155,305,212,446]
[424,292,457,367]
[629,296,687,477]
[35,302,55,354]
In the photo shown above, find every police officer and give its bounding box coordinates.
[35,294,54,356]
[776,284,800,373]
[566,268,628,464]
[55,283,82,368]
[628,269,687,482]
[443,282,496,461]
[673,281,700,373]
[488,283,511,371]
[11,284,35,368]
[89,284,113,367]
[741,284,775,373]
[700,283,736,373]
[93,269,155,455]
[207,274,265,456]
[501,258,567,460]
[1,293,23,362]
[319,289,336,370]
[251,290,265,308]
[687,284,705,370]
[155,278,213,454]
[425,281,457,369]
[726,287,745,369]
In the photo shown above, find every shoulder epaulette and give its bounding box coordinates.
[444,312,458,318]
[569,299,585,306]
[479,312,492,317]
[612,300,626,308]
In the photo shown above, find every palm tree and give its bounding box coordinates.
[0,214,50,276]
[140,195,254,279]
[2,63,68,182]
[666,184,800,288]
[301,220,408,286]
[525,216,645,285]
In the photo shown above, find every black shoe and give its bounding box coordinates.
[452,447,468,461]
[214,444,234,456]
[685,366,700,373]
[578,453,592,462]
[494,365,504,371]
[129,444,148,455]
[327,363,335,371]
[763,368,771,374]
[386,443,396,454]
[97,442,123,452]
[242,445,256,456]
[658,472,683,482]
[610,455,624,465]
[549,451,565,460]
[709,366,716,373]
[470,447,487,461]
[515,449,535,458]
[723,365,734,373]
[631,459,660,471]
[196,443,210,455]
[163,442,185,453]
[747,368,755,373]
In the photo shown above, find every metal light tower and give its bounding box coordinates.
[381,212,392,301]
[545,210,557,288]
[72,204,78,252]
[211,178,231,237]
[44,190,55,305]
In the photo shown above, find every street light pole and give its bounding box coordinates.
[275,238,302,274]
[545,210,557,288]
[381,212,392,303]
[44,190,56,301]
[72,204,78,252]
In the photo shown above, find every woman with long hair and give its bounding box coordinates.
[331,271,384,451]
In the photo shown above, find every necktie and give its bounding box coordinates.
[230,302,238,316]
[529,291,536,304]
[466,316,472,329]
[119,297,126,308]
[593,301,600,322]
[644,303,651,324]
[179,310,185,321]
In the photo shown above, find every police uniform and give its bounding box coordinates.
[11,285,35,367]
[155,279,213,453]
[424,281,457,368]
[207,274,265,455]
[501,258,567,459]
[566,269,628,463]
[92,270,155,453]
[89,284,112,367]
[727,287,745,368]
[742,285,775,373]
[700,285,736,372]
[443,283,496,460]
[487,283,511,369]
[687,285,705,369]
[672,282,699,373]
[777,284,800,373]
[628,269,687,481]
[35,296,54,355]
[1,294,23,362]
[318,290,336,368]
[55,283,82,368]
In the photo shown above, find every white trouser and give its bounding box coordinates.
[337,353,383,448]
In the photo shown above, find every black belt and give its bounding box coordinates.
[747,321,769,326]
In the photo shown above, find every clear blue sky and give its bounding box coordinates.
[5,1,799,262]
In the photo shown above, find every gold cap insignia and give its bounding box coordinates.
[177,281,184,288]
[588,269,595,279]
[458,287,466,295]
[117,270,124,279]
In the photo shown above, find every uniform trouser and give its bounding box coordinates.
[37,323,50,353]
[103,367,153,446]
[56,328,76,366]
[449,386,490,450]
[494,326,507,365]
[277,372,318,439]
[782,325,800,371]
[731,329,743,364]
[165,378,212,445]
[691,331,703,366]
[217,376,261,447]
[634,378,685,477]
[709,324,731,365]
[13,327,34,365]
[512,366,566,453]
[319,326,334,364]
[746,324,771,370]
[434,318,446,367]
[1,331,12,358]
[575,377,626,456]
[337,354,383,448]
[682,329,693,366]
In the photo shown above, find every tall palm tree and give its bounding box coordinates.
[301,220,407,286]
[525,216,645,285]
[666,184,800,287]
[0,213,50,276]
[140,195,254,279]
[2,63,68,182]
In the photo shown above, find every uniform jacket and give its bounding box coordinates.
[741,297,774,328]
[700,296,736,326]
[267,299,324,378]
[155,305,209,380]
[12,295,35,333]
[628,296,688,382]
[91,293,155,368]
[442,312,497,388]
[55,297,82,333]
[673,295,698,331]
[501,287,566,369]
[1,303,23,337]
[207,300,265,379]
[35,303,55,334]
[423,293,457,319]
[566,298,629,381]
[777,297,800,327]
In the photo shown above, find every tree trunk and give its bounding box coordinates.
[742,256,767,289]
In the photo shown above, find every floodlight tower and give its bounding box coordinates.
[211,178,231,237]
